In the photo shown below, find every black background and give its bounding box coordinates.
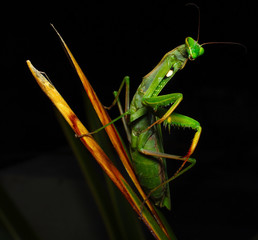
[1,1,257,239]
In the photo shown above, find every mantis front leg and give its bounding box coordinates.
[142,92,201,159]
[141,100,201,176]
[163,112,202,177]
[142,93,183,131]
[137,111,201,201]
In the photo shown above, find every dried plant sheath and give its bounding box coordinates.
[27,60,170,240]
[50,26,169,237]
[27,60,127,195]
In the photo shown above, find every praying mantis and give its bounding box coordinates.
[77,5,245,210]
[26,5,245,239]
[77,31,203,210]
[99,37,203,210]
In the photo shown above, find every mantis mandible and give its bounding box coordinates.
[79,6,244,210]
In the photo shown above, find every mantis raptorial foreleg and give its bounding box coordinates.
[162,112,202,158]
[138,112,200,201]
[141,93,202,168]
[167,113,201,177]
[137,109,201,177]
[156,110,201,177]
[142,93,183,131]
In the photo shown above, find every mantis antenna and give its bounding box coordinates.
[185,3,201,42]
[186,3,247,51]
[201,41,247,52]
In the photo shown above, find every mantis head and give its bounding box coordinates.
[185,37,204,60]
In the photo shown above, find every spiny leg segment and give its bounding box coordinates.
[141,112,201,203]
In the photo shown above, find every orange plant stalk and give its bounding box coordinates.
[27,60,171,240]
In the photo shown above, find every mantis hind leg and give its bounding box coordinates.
[139,149,196,180]
[142,156,196,207]
[138,148,196,209]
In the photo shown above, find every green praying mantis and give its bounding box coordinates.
[85,37,203,210]
[77,14,244,211]
[76,6,245,210]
